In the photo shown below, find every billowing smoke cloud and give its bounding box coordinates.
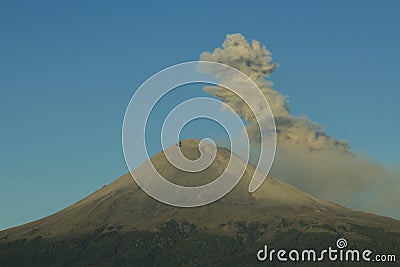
[201,33,350,152]
[200,33,400,218]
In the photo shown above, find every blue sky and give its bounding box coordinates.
[0,1,399,230]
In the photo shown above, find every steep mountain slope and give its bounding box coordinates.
[1,139,399,242]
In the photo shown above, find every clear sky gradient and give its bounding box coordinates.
[1,1,399,230]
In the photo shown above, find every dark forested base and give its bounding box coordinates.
[1,221,399,267]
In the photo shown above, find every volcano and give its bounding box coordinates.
[1,140,399,266]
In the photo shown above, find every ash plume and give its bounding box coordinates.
[200,33,400,218]
[201,33,350,152]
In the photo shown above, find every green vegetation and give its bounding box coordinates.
[0,221,399,266]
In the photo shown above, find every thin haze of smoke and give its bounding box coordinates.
[200,33,400,219]
[271,144,400,219]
